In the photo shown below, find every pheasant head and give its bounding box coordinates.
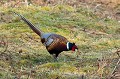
[67,42,78,51]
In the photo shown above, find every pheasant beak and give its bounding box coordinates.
[75,49,78,52]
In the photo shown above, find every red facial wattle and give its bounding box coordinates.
[72,47,75,51]
[72,45,78,51]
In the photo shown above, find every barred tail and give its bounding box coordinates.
[14,12,42,36]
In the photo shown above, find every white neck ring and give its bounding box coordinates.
[67,42,69,50]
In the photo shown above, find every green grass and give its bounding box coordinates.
[0,5,120,79]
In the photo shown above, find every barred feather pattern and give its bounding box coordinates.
[13,12,43,36]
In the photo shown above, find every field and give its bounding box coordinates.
[0,1,120,79]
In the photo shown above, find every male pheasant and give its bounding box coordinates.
[14,12,78,59]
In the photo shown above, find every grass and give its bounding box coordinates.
[0,4,120,79]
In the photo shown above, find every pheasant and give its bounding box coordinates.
[14,12,78,59]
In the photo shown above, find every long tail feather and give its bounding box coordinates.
[14,12,42,36]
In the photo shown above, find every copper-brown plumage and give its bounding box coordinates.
[46,34,68,51]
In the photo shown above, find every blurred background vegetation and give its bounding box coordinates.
[0,0,120,79]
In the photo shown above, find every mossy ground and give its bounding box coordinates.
[0,5,120,79]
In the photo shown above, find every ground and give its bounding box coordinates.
[0,1,120,79]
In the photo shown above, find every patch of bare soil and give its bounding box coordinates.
[0,0,120,21]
